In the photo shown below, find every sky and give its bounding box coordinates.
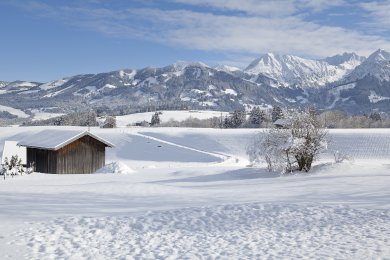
[1,0,390,82]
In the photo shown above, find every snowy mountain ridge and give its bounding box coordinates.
[1,49,390,118]
[341,49,390,83]
[244,52,366,88]
[213,65,241,74]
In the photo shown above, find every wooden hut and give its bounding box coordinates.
[17,130,114,174]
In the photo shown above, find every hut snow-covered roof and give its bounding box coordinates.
[17,130,115,150]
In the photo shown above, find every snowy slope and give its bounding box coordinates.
[0,81,8,88]
[29,109,64,121]
[0,127,390,259]
[0,104,29,118]
[5,81,39,88]
[39,78,70,90]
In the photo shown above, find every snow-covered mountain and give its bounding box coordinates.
[1,50,390,121]
[321,49,390,113]
[324,52,365,67]
[213,65,241,74]
[342,49,390,83]
[0,81,8,88]
[0,63,282,119]
[244,52,365,88]
[171,61,209,71]
[0,81,42,94]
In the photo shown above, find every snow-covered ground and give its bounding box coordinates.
[0,105,63,121]
[0,127,389,259]
[0,105,29,118]
[29,109,64,121]
[116,110,230,127]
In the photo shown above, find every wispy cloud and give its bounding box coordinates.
[297,0,346,13]
[171,0,297,16]
[360,0,390,32]
[171,0,346,15]
[9,0,390,59]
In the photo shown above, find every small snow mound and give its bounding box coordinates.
[96,162,134,174]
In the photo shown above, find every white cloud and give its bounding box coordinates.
[12,1,390,59]
[115,8,390,57]
[360,1,390,30]
[171,0,297,16]
[296,0,346,12]
[171,0,346,15]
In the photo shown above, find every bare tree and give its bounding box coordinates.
[247,128,294,173]
[104,116,117,128]
[247,108,328,173]
[289,110,328,172]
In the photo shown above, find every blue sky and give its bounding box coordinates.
[1,0,390,82]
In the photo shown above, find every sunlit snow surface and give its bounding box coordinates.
[0,126,389,259]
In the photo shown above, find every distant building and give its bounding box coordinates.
[273,118,291,129]
[98,116,116,128]
[135,121,150,127]
[100,122,115,128]
[18,130,114,174]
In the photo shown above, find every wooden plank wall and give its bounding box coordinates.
[56,135,105,174]
[27,136,106,174]
[27,148,57,174]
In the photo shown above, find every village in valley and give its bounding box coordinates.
[1,0,390,259]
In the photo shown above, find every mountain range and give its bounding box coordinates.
[1,49,390,121]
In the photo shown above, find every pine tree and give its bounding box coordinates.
[231,110,246,128]
[272,106,284,122]
[248,107,263,126]
[151,112,161,126]
[18,158,23,175]
[369,112,381,121]
[4,157,9,171]
[223,116,231,128]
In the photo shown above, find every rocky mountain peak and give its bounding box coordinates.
[172,61,208,71]
[366,49,390,62]
[342,49,390,83]
[244,52,363,88]
[324,52,365,66]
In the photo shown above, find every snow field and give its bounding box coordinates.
[13,203,390,259]
[328,130,390,160]
[136,128,390,162]
[1,126,390,259]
